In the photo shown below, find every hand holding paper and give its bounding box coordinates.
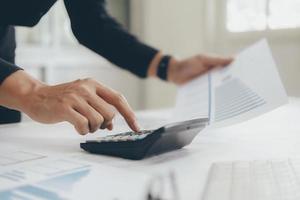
[174,39,288,127]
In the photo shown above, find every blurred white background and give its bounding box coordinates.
[16,0,300,112]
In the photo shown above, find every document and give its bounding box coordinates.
[173,74,210,122]
[0,157,159,200]
[0,151,45,167]
[174,39,288,127]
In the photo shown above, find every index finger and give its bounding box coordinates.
[95,84,140,132]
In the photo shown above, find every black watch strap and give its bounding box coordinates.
[157,55,171,81]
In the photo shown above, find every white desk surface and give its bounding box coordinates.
[1,98,300,200]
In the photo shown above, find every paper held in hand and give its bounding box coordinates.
[173,39,288,128]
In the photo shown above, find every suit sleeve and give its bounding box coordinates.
[0,58,22,85]
[64,0,158,78]
[0,0,56,27]
[0,26,22,85]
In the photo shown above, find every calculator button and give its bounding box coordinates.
[112,136,124,142]
[94,130,154,143]
[137,134,147,140]
[129,135,141,141]
[104,136,114,141]
[95,138,105,142]
[118,136,131,141]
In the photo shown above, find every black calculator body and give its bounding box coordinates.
[80,118,208,160]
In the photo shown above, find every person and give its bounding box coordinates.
[0,0,233,135]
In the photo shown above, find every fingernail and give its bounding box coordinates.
[107,123,113,131]
[100,124,106,129]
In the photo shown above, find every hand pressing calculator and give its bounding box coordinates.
[80,118,208,160]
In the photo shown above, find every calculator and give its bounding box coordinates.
[80,118,208,160]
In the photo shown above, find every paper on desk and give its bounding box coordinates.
[174,39,288,127]
[0,157,159,200]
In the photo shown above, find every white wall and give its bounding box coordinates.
[130,0,206,109]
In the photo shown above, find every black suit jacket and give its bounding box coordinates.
[0,0,158,123]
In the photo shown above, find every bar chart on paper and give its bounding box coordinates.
[0,158,90,191]
[0,157,153,200]
[213,78,266,122]
[0,168,91,200]
[175,39,288,128]
[209,39,288,127]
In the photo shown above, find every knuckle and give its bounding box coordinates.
[73,79,82,84]
[197,54,204,60]
[83,78,95,84]
[76,125,88,135]
[103,111,115,122]
[77,118,89,132]
[80,90,92,99]
[96,115,104,125]
[90,115,103,132]
[77,83,89,91]
[60,94,78,107]
[75,85,92,98]
[66,93,78,101]
[115,93,126,104]
[72,79,91,89]
[108,111,116,121]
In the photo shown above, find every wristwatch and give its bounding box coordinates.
[157,55,171,81]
